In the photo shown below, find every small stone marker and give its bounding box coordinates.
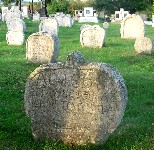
[24,51,127,145]
[121,14,145,39]
[103,22,109,29]
[80,25,106,48]
[39,18,59,36]
[134,37,153,54]
[26,32,60,63]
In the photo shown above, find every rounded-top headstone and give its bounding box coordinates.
[26,32,60,63]
[80,25,106,48]
[134,37,153,54]
[6,18,26,32]
[39,18,59,36]
[103,22,109,29]
[121,14,145,39]
[24,51,127,145]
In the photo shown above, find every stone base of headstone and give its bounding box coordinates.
[6,31,24,45]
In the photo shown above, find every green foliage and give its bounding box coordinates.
[47,0,69,15]
[0,19,154,149]
[94,0,153,15]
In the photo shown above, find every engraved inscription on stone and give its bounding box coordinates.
[26,32,59,63]
[24,51,127,145]
[80,25,106,48]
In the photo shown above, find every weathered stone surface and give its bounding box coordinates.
[26,32,60,63]
[54,13,73,27]
[6,18,26,32]
[39,18,59,36]
[134,37,153,54]
[121,14,145,39]
[80,25,106,48]
[5,9,22,23]
[24,51,127,145]
[6,31,24,45]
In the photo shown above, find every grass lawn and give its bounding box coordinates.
[0,19,154,150]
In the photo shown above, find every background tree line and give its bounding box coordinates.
[1,0,154,18]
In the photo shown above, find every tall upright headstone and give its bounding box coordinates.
[24,51,127,145]
[120,14,145,39]
[39,18,59,36]
[1,7,8,22]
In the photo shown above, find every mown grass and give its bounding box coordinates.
[0,19,154,150]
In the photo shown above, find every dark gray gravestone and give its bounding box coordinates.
[24,51,127,145]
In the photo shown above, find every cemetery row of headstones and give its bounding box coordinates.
[0,6,153,145]
[1,6,28,22]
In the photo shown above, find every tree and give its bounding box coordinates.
[94,0,153,14]
[47,0,70,15]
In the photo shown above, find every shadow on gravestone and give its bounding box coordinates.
[24,51,127,146]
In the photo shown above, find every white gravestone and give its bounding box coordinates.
[78,7,98,23]
[120,14,145,39]
[6,31,25,45]
[22,6,29,18]
[39,18,59,36]
[2,7,8,22]
[5,9,22,23]
[62,15,73,27]
[115,8,129,21]
[33,12,40,21]
[80,25,106,48]
[26,32,60,63]
[7,18,26,32]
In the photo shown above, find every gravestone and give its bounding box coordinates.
[134,37,153,54]
[1,7,8,22]
[39,18,59,36]
[6,31,25,45]
[63,14,73,27]
[121,14,145,39]
[5,9,22,23]
[55,13,64,26]
[80,25,106,48]
[115,8,129,21]
[33,12,40,21]
[6,18,26,32]
[24,51,127,145]
[22,6,29,18]
[103,22,109,29]
[26,32,59,63]
[78,7,98,23]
